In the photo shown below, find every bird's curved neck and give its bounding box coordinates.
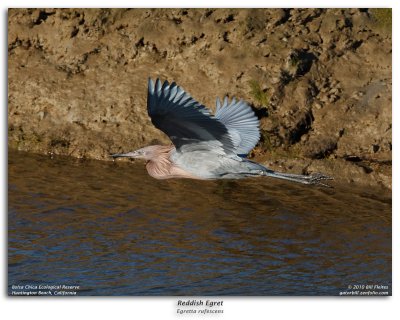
[145,145,174,179]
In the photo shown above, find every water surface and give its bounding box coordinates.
[8,150,392,295]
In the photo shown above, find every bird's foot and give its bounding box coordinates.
[307,173,334,188]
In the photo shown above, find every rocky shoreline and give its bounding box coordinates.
[8,8,392,190]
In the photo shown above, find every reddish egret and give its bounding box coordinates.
[112,78,332,186]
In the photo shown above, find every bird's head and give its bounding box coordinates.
[111,145,171,161]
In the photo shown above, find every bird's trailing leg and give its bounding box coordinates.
[264,171,334,188]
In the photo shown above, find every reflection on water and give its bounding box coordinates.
[8,150,391,295]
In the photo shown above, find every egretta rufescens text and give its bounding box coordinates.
[112,78,332,187]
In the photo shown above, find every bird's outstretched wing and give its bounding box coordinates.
[147,78,235,155]
[215,96,260,156]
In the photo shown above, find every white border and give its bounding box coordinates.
[1,1,397,320]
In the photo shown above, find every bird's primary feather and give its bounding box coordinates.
[147,78,236,156]
[215,96,260,156]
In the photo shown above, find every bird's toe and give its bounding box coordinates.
[309,173,334,187]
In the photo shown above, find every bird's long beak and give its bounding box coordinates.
[110,151,139,159]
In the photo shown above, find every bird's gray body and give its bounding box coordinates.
[112,78,332,187]
[170,149,266,179]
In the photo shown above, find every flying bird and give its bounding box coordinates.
[112,78,332,187]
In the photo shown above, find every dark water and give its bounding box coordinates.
[8,150,392,296]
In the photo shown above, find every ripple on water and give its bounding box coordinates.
[8,150,392,295]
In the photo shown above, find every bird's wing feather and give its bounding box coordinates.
[147,78,235,155]
[215,96,260,155]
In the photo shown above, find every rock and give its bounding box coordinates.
[302,135,338,159]
[8,8,392,189]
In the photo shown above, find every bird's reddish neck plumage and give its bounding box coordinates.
[144,145,197,180]
[145,145,174,179]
